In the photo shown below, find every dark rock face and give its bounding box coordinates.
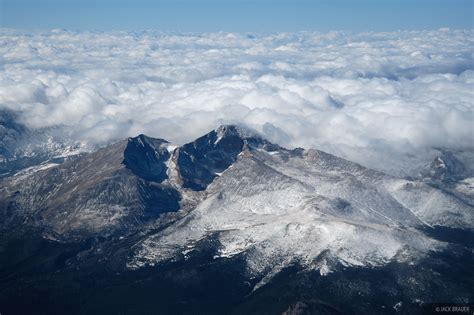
[138,181,181,217]
[123,134,170,182]
[428,151,467,184]
[177,125,264,191]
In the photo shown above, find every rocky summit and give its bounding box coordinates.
[0,125,473,315]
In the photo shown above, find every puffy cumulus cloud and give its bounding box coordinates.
[0,28,473,176]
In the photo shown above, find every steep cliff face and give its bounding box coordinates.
[175,125,270,190]
[123,134,171,182]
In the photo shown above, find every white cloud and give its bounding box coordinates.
[0,29,473,176]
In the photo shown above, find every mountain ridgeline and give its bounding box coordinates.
[0,125,473,315]
[0,125,275,237]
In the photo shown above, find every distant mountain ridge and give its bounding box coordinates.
[0,109,85,178]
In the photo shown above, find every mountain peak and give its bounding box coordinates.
[214,124,262,142]
[123,134,170,182]
[174,125,269,191]
[129,134,169,147]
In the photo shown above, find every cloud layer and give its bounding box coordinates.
[0,28,473,176]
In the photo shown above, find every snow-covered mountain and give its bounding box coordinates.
[125,127,472,281]
[0,125,472,314]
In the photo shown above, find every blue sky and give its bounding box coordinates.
[1,0,473,32]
